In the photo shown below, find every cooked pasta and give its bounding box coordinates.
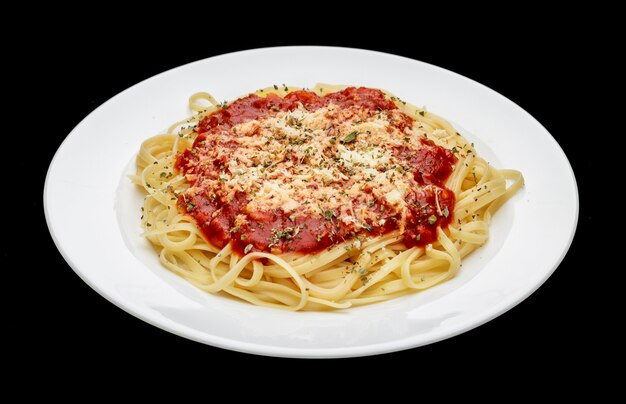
[131,84,523,310]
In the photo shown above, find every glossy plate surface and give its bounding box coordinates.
[45,47,578,358]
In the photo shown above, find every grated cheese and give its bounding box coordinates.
[187,103,434,229]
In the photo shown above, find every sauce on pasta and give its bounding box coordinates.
[175,87,456,256]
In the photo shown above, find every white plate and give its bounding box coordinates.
[45,46,578,358]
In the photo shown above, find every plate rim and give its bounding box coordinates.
[44,45,579,358]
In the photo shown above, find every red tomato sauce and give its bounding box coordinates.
[175,87,456,256]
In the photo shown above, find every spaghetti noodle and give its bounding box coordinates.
[131,84,523,310]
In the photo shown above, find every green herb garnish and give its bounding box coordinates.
[340,131,358,144]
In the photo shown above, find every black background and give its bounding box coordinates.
[9,14,599,383]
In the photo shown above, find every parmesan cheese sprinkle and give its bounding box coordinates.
[186,103,423,228]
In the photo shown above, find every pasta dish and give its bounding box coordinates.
[132,84,523,310]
